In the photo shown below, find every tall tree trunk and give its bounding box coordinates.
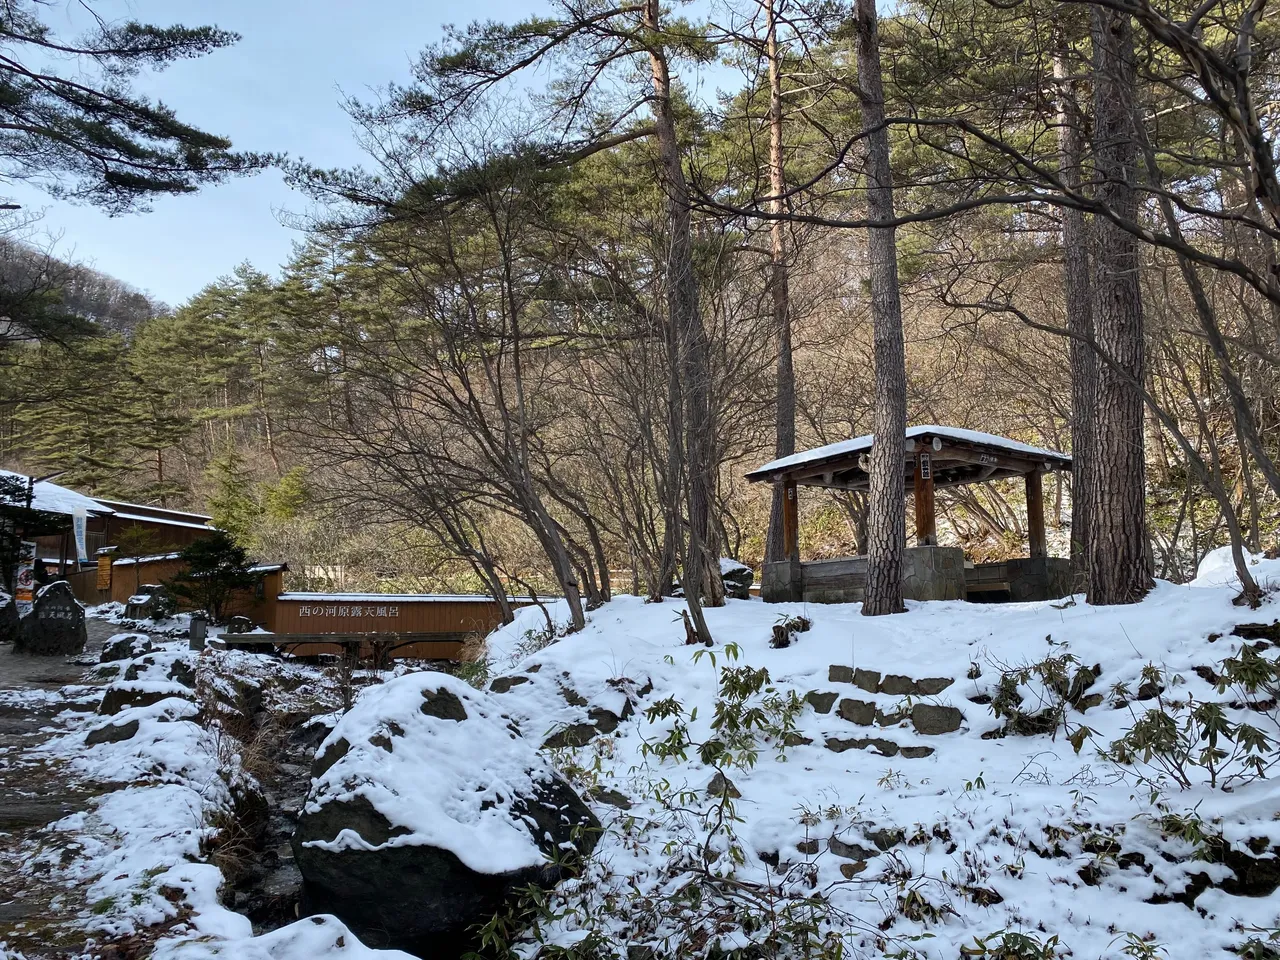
[1087,8,1152,605]
[855,0,907,616]
[764,0,796,565]
[1053,54,1095,591]
[644,0,719,640]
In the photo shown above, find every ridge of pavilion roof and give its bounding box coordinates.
[745,425,1071,491]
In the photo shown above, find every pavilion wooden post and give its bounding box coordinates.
[913,454,937,546]
[781,480,799,561]
[779,479,803,600]
[1025,469,1047,558]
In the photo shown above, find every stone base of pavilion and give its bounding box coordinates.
[761,547,1072,604]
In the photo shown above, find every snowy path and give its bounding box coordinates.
[0,620,125,956]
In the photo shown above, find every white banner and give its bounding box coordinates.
[73,510,87,563]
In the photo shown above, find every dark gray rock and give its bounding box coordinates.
[421,688,467,721]
[828,665,854,684]
[837,698,876,726]
[588,706,625,733]
[589,787,633,810]
[14,582,86,656]
[99,683,192,715]
[1075,693,1105,712]
[101,633,152,663]
[900,745,936,759]
[706,772,741,799]
[1136,679,1163,701]
[824,736,899,757]
[879,674,915,696]
[124,584,173,621]
[805,690,838,714]
[853,668,881,694]
[542,723,599,749]
[910,704,963,735]
[312,737,351,778]
[875,706,907,726]
[721,561,754,601]
[489,675,530,694]
[560,685,588,707]
[828,837,877,861]
[85,719,140,745]
[868,827,905,851]
[915,677,954,696]
[168,657,196,689]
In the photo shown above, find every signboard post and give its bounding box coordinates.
[15,540,36,615]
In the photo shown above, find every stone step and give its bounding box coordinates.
[827,665,953,696]
[824,735,934,758]
[816,694,964,736]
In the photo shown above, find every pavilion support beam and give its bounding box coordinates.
[781,479,799,561]
[1026,470,1047,558]
[913,454,937,546]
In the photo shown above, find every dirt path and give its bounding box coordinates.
[0,620,132,957]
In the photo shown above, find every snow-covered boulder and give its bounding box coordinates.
[720,557,754,600]
[292,672,600,953]
[101,632,153,662]
[99,679,194,715]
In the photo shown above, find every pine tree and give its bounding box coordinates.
[857,0,909,617]
[164,530,257,623]
[0,3,263,212]
[204,450,262,546]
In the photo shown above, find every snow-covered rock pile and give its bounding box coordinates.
[26,636,244,946]
[292,672,600,953]
[466,548,1280,959]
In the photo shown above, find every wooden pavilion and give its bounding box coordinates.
[745,425,1073,604]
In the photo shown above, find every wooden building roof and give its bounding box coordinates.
[745,425,1071,492]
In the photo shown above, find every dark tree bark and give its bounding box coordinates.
[1053,54,1096,591]
[855,0,907,617]
[643,0,721,642]
[1087,8,1152,605]
[764,0,796,565]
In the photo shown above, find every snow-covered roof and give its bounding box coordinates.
[0,469,115,517]
[94,498,213,521]
[110,510,214,532]
[112,552,182,566]
[747,425,1071,481]
[279,592,526,603]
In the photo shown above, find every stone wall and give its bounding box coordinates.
[1007,557,1072,602]
[901,546,966,601]
[764,548,965,604]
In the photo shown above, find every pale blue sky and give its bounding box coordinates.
[6,0,535,306]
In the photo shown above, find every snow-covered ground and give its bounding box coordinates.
[472,548,1280,959]
[6,551,1279,959]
